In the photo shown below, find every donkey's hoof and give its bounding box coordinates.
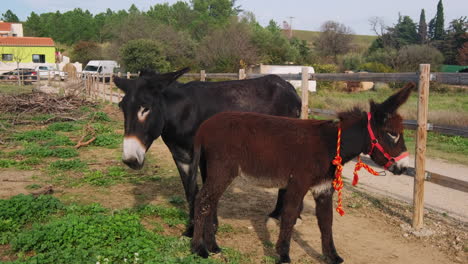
[191,243,209,258]
[183,226,194,237]
[279,254,291,263]
[208,244,222,254]
[324,254,344,264]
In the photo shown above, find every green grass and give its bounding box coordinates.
[17,143,78,158]
[309,88,468,126]
[0,195,228,264]
[0,84,34,95]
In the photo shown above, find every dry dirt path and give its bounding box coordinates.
[342,155,468,222]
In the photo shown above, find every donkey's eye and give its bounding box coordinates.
[137,106,151,122]
[387,132,400,143]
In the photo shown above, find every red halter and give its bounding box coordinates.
[366,112,409,169]
[332,112,409,216]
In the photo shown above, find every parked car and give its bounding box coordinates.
[35,65,68,80]
[82,60,119,82]
[1,68,37,84]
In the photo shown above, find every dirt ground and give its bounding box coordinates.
[1,137,466,264]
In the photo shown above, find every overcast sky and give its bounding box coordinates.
[2,0,467,35]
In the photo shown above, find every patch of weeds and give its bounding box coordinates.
[218,224,235,234]
[13,130,56,141]
[92,133,121,148]
[348,203,363,209]
[49,159,87,171]
[17,143,78,158]
[262,256,278,264]
[25,184,42,190]
[91,111,111,122]
[136,204,188,227]
[92,123,114,134]
[0,195,240,264]
[64,203,108,215]
[31,114,54,122]
[44,135,74,146]
[83,166,130,187]
[47,122,81,132]
[167,195,185,206]
[262,241,274,249]
[442,212,448,217]
[107,166,127,177]
[0,194,63,243]
[168,195,185,206]
[0,159,16,168]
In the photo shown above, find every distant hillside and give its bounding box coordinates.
[292,29,378,53]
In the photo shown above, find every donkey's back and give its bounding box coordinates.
[193,112,334,187]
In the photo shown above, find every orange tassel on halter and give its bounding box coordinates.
[332,125,381,216]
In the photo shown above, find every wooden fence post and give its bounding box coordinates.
[301,67,309,119]
[412,64,430,229]
[200,70,206,81]
[102,74,106,103]
[110,73,114,104]
[127,72,130,79]
[239,69,246,80]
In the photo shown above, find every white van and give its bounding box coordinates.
[82,60,119,75]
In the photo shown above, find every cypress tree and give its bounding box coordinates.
[434,0,445,40]
[418,9,427,44]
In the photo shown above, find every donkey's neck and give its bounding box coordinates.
[338,116,368,164]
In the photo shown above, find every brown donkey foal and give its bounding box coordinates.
[190,84,414,263]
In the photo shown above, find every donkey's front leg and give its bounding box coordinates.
[314,190,343,264]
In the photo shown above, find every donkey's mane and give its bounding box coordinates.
[337,107,365,127]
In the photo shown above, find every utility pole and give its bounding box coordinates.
[288,16,295,39]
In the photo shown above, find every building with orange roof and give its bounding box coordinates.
[0,22,56,68]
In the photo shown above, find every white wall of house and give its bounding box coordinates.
[10,23,23,37]
[250,64,317,92]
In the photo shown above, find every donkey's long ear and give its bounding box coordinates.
[113,76,134,94]
[370,82,415,123]
[155,67,190,83]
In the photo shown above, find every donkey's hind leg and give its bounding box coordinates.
[275,183,309,263]
[314,190,343,264]
[191,164,235,257]
[269,189,304,223]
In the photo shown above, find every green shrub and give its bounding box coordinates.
[358,62,394,73]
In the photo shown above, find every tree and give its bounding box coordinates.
[394,15,418,47]
[418,9,428,44]
[1,10,20,22]
[396,45,444,71]
[71,41,102,65]
[457,42,468,65]
[119,39,170,72]
[315,20,354,61]
[434,0,445,40]
[251,20,298,64]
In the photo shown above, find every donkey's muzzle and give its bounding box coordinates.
[122,158,144,170]
[122,136,146,170]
